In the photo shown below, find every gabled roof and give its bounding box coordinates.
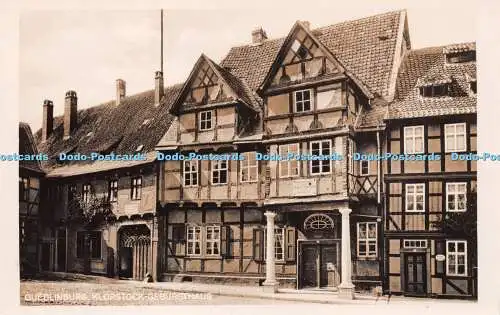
[170,54,260,114]
[19,122,44,174]
[221,10,406,100]
[389,43,476,119]
[35,85,182,173]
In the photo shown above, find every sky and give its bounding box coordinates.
[19,2,477,131]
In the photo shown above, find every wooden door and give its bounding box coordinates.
[405,253,427,295]
[319,244,338,287]
[300,244,318,288]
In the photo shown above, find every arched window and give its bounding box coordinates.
[304,214,334,230]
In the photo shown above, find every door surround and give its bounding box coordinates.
[400,248,431,297]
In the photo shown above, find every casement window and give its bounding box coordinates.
[357,222,377,258]
[186,225,202,256]
[212,160,228,184]
[445,123,466,152]
[199,110,213,131]
[240,152,258,183]
[446,182,467,212]
[360,160,369,176]
[253,227,296,262]
[82,184,92,203]
[294,89,312,113]
[279,143,300,178]
[419,84,449,97]
[108,180,118,202]
[19,177,29,201]
[446,240,467,276]
[131,177,142,200]
[406,183,425,212]
[403,239,428,248]
[404,126,424,154]
[76,231,102,259]
[310,140,331,175]
[205,225,220,256]
[183,160,198,187]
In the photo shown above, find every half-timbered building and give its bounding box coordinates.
[384,42,477,298]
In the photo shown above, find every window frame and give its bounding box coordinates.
[199,110,214,131]
[444,123,467,153]
[186,225,202,257]
[264,227,285,262]
[130,176,142,200]
[446,240,467,276]
[183,160,199,187]
[357,222,377,258]
[211,160,228,185]
[279,143,300,178]
[309,140,332,175]
[240,152,258,183]
[404,125,425,154]
[446,182,467,212]
[360,160,370,176]
[293,89,312,113]
[82,183,92,203]
[405,183,426,212]
[205,225,221,256]
[108,180,118,202]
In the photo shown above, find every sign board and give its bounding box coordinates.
[435,254,446,262]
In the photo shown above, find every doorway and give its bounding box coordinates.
[299,241,340,289]
[404,253,427,295]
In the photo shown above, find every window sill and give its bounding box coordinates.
[356,256,378,261]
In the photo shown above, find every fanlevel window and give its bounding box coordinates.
[212,160,228,184]
[445,123,466,152]
[131,177,142,200]
[446,240,467,276]
[357,222,377,258]
[183,160,198,187]
[199,110,213,131]
[406,183,425,212]
[403,239,427,248]
[240,152,258,183]
[419,84,448,97]
[294,90,312,113]
[108,180,118,202]
[360,160,369,176]
[310,140,331,175]
[446,183,467,212]
[404,126,424,154]
[264,227,285,262]
[279,143,300,178]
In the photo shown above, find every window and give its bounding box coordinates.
[83,184,92,203]
[19,177,29,201]
[419,84,449,97]
[88,231,102,259]
[404,126,424,154]
[186,225,202,256]
[304,214,334,231]
[183,160,198,187]
[294,90,312,113]
[445,123,466,152]
[131,177,142,200]
[76,232,85,258]
[446,183,467,212]
[199,110,213,131]
[205,225,220,256]
[403,239,428,248]
[310,140,331,175]
[446,51,476,64]
[108,180,118,202]
[446,240,467,276]
[360,160,369,176]
[264,227,285,262]
[470,81,477,94]
[240,152,258,183]
[68,184,77,201]
[406,184,425,212]
[357,222,377,258]
[212,160,228,184]
[279,143,300,178]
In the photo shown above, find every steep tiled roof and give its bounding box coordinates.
[19,122,44,174]
[221,10,404,98]
[389,43,476,119]
[35,85,182,172]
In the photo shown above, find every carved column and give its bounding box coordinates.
[338,207,355,299]
[263,211,278,292]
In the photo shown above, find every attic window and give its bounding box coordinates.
[446,51,476,64]
[142,119,152,126]
[135,144,144,152]
[470,80,477,94]
[420,84,449,97]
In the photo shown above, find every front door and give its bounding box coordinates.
[299,242,339,289]
[404,253,427,295]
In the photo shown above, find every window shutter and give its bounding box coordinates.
[172,224,186,256]
[252,228,264,262]
[285,227,296,262]
[220,225,231,258]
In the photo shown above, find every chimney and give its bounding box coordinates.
[301,20,310,30]
[154,71,164,106]
[251,27,268,44]
[116,79,126,105]
[64,90,78,139]
[41,99,53,142]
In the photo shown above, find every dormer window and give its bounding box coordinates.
[446,51,476,64]
[135,144,144,152]
[419,84,449,97]
[470,80,477,95]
